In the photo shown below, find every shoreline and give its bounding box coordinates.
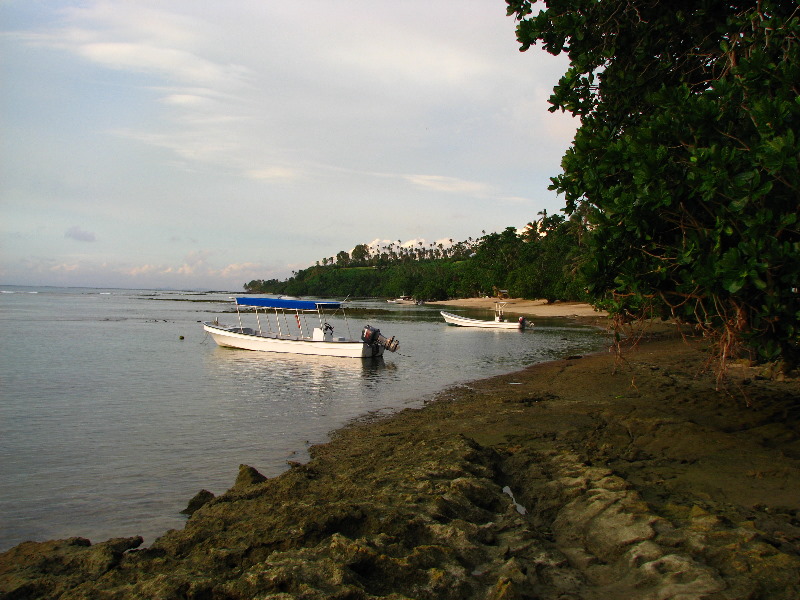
[428,297,608,326]
[2,300,798,598]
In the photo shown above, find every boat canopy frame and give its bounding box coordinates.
[232,297,352,340]
[494,302,508,321]
[235,297,340,311]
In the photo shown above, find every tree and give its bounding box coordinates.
[335,250,350,267]
[471,227,524,283]
[351,244,371,265]
[508,0,800,367]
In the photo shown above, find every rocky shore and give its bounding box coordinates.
[1,301,798,599]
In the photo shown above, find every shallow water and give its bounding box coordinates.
[0,287,607,551]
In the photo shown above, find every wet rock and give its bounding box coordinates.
[180,489,215,516]
[0,536,142,599]
[233,463,267,488]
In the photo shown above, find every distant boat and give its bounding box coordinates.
[440,302,529,330]
[387,295,420,305]
[203,297,399,358]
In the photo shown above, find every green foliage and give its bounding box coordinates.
[508,0,800,366]
[244,221,589,303]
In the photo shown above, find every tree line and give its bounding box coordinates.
[245,212,588,303]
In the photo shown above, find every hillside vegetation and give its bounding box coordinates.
[245,213,587,302]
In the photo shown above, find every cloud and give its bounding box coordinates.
[220,262,264,278]
[2,1,577,290]
[49,262,80,272]
[404,175,491,196]
[246,166,299,181]
[15,4,256,178]
[65,226,96,242]
[125,264,161,277]
[77,42,250,86]
[113,258,273,288]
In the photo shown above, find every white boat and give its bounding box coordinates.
[440,302,529,329]
[387,295,419,305]
[203,297,399,358]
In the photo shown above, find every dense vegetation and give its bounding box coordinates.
[245,213,588,302]
[508,0,799,366]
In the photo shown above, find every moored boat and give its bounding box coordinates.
[203,297,399,358]
[440,302,529,329]
[387,295,420,305]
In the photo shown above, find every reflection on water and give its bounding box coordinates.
[209,340,388,372]
[205,348,390,413]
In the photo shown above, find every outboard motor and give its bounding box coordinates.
[361,325,399,352]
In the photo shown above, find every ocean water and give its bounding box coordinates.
[0,287,608,551]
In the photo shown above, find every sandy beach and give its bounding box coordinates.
[429,297,608,323]
[2,298,798,599]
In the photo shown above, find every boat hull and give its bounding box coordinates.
[440,311,526,329]
[203,323,385,358]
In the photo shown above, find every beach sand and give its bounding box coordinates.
[429,297,607,321]
[2,299,798,599]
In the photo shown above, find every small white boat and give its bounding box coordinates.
[387,295,419,305]
[440,302,529,330]
[203,297,399,358]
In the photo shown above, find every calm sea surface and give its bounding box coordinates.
[0,286,608,551]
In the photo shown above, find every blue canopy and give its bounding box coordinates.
[235,297,341,310]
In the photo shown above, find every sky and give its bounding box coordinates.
[0,0,577,291]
